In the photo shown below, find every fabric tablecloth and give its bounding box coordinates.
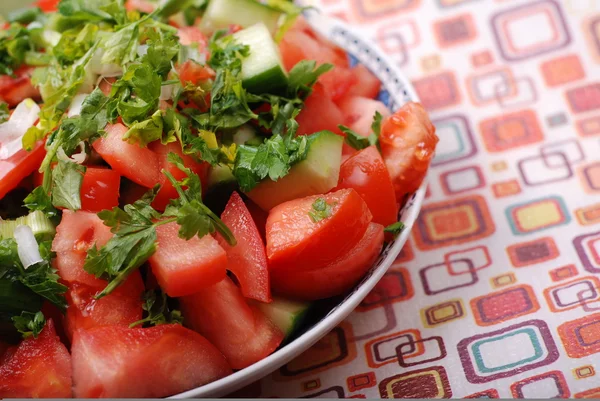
[247,0,600,398]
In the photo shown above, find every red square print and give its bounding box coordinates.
[471,285,540,326]
[541,54,585,87]
[511,371,570,398]
[492,179,522,198]
[580,162,600,193]
[471,50,494,68]
[434,14,477,48]
[567,83,600,114]
[347,372,376,392]
[413,71,461,111]
[465,389,500,398]
[576,116,600,137]
[480,109,544,152]
[558,312,600,358]
[506,237,559,268]
[378,366,452,398]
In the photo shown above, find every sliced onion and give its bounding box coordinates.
[160,84,176,101]
[57,145,87,165]
[0,98,41,160]
[137,44,148,57]
[68,93,89,117]
[14,225,43,269]
[89,48,123,78]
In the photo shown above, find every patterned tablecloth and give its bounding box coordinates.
[242,0,600,398]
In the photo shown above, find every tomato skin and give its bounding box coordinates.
[71,324,232,398]
[266,188,372,272]
[335,146,398,227]
[296,84,344,136]
[0,320,72,398]
[245,198,268,243]
[0,67,40,107]
[125,0,155,13]
[92,123,160,188]
[379,102,439,199]
[271,223,384,300]
[347,65,382,100]
[338,96,390,137]
[177,60,215,86]
[149,141,209,212]
[149,221,227,297]
[79,167,121,212]
[64,273,144,341]
[180,277,284,370]
[37,0,60,12]
[0,141,45,199]
[217,192,270,302]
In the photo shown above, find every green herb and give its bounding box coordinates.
[142,30,180,78]
[286,60,333,99]
[339,111,384,151]
[7,7,43,25]
[130,289,183,328]
[12,311,45,339]
[0,103,9,124]
[162,153,236,244]
[23,186,59,220]
[233,134,309,192]
[51,157,86,211]
[0,24,42,76]
[384,221,405,237]
[58,0,119,23]
[371,111,383,137]
[113,62,162,124]
[53,24,98,67]
[308,197,333,223]
[123,109,165,146]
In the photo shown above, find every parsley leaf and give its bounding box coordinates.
[339,111,384,151]
[129,289,183,328]
[23,187,59,220]
[308,197,333,223]
[286,60,333,99]
[12,311,45,339]
[58,0,117,23]
[371,111,383,137]
[384,221,405,237]
[114,62,162,124]
[0,103,9,124]
[123,110,164,146]
[51,157,86,211]
[142,29,180,77]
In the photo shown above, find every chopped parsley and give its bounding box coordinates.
[308,197,333,223]
[384,221,405,237]
[340,111,384,151]
[130,289,183,328]
[12,311,46,339]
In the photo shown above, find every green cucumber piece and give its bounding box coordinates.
[246,130,344,210]
[254,296,310,339]
[232,23,288,94]
[0,211,55,241]
[200,0,282,35]
[208,164,236,188]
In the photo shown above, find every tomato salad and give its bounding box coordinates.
[0,0,438,398]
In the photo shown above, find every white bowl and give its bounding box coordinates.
[172,9,425,399]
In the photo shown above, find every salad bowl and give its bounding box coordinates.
[171,8,426,399]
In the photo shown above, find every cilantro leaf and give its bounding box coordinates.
[339,125,377,151]
[51,157,86,211]
[384,221,405,237]
[287,60,333,99]
[142,30,180,77]
[371,111,383,137]
[58,0,117,23]
[101,22,140,66]
[130,289,183,328]
[114,63,162,124]
[0,103,9,124]
[53,24,98,66]
[308,197,333,223]
[123,110,164,146]
[23,186,59,220]
[12,311,45,339]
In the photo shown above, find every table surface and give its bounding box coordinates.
[250,0,600,398]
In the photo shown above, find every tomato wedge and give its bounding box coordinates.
[338,96,390,137]
[347,65,382,100]
[271,223,384,300]
[177,60,215,86]
[218,192,270,302]
[78,167,121,212]
[0,67,40,107]
[296,84,344,136]
[92,123,160,188]
[180,277,283,370]
[71,324,232,398]
[37,0,60,12]
[379,102,439,199]
[149,221,227,297]
[64,273,144,340]
[335,146,398,227]
[0,141,45,199]
[0,320,72,398]
[266,188,372,271]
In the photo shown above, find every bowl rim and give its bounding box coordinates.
[171,10,426,399]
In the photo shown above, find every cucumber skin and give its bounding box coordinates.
[243,64,288,95]
[254,297,311,339]
[200,0,282,35]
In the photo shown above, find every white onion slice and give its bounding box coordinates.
[0,98,41,160]
[137,44,148,57]
[57,145,87,165]
[160,84,175,100]
[68,93,89,117]
[14,225,43,269]
[89,48,123,78]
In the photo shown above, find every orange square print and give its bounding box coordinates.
[471,284,540,326]
[541,54,585,87]
[480,110,544,153]
[492,180,522,198]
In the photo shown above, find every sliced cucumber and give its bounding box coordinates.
[232,23,288,94]
[254,296,311,339]
[246,130,344,211]
[0,211,55,241]
[200,0,282,36]
[208,164,236,188]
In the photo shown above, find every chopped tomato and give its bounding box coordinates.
[52,210,113,287]
[41,301,70,346]
[64,273,144,340]
[271,223,384,301]
[125,0,155,13]
[149,221,227,297]
[296,84,344,136]
[0,320,72,398]
[217,192,270,302]
[335,146,398,227]
[149,141,209,211]
[71,324,232,398]
[178,26,208,48]
[92,123,160,188]
[0,141,45,199]
[37,0,60,12]
[266,188,372,271]
[338,96,390,137]
[98,77,116,97]
[245,198,268,243]
[379,102,439,200]
[347,65,382,100]
[177,60,215,86]
[180,277,283,370]
[0,67,40,107]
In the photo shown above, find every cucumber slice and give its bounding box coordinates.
[254,296,311,339]
[232,23,288,94]
[0,211,55,241]
[246,130,344,211]
[200,0,282,36]
[208,164,236,188]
